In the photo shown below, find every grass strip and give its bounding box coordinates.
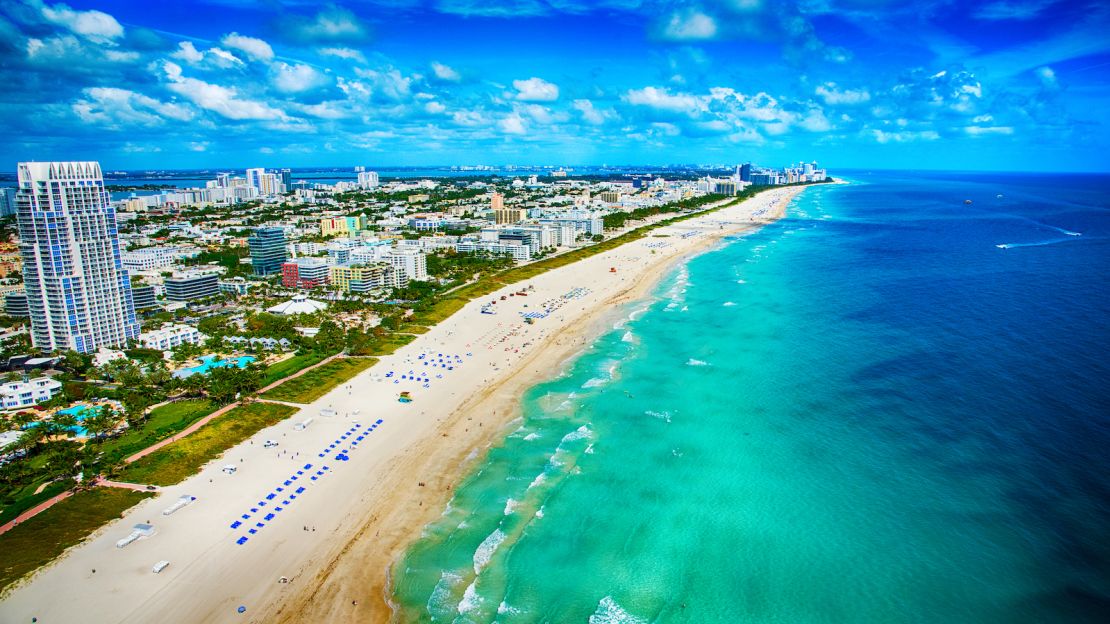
[261,358,376,404]
[0,488,154,594]
[116,402,297,486]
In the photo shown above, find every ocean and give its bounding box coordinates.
[389,171,1110,623]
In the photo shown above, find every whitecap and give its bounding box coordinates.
[504,498,519,515]
[560,424,592,444]
[645,410,672,423]
[473,528,506,574]
[427,571,462,617]
[583,377,608,388]
[535,506,545,518]
[589,596,648,624]
[621,331,635,343]
[527,473,547,490]
[736,279,746,284]
[687,358,709,366]
[457,580,481,615]
[523,432,540,441]
[723,301,736,307]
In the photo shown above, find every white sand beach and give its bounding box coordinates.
[0,186,806,623]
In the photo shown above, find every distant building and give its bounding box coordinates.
[130,284,158,310]
[164,271,219,302]
[139,323,203,351]
[15,161,140,353]
[282,257,331,288]
[248,227,287,276]
[357,171,380,189]
[218,278,253,297]
[740,163,752,182]
[4,291,28,317]
[386,247,428,281]
[1,377,62,409]
[0,187,16,217]
[280,168,292,190]
[267,294,327,315]
[329,263,407,293]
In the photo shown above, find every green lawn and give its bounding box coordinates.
[95,399,218,466]
[262,352,330,386]
[0,480,71,527]
[0,488,154,593]
[262,357,376,404]
[115,402,297,486]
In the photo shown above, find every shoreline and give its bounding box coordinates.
[0,185,807,624]
[269,187,805,623]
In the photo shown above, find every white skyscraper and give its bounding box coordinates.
[357,170,380,189]
[16,161,140,353]
[246,167,265,192]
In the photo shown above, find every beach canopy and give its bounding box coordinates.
[237,605,246,614]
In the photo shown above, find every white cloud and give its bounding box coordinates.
[572,99,615,125]
[425,101,446,114]
[964,125,1014,136]
[513,77,559,102]
[319,47,366,62]
[499,112,528,134]
[869,129,941,143]
[624,86,703,113]
[40,2,123,42]
[815,82,871,105]
[661,9,718,41]
[284,6,368,43]
[431,61,461,82]
[1035,66,1058,89]
[163,62,287,121]
[189,142,208,152]
[171,41,204,64]
[221,32,274,62]
[171,41,243,68]
[353,67,414,100]
[72,87,194,127]
[272,63,331,93]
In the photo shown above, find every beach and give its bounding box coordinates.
[0,186,805,624]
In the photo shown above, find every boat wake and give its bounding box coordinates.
[996,235,1082,250]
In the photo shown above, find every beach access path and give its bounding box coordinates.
[0,186,807,624]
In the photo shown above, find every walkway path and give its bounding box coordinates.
[0,353,346,534]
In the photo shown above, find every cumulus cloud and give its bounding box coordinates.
[40,2,123,42]
[163,61,287,121]
[1035,66,1058,89]
[513,77,559,101]
[319,47,366,62]
[661,9,718,41]
[431,61,461,82]
[499,112,528,134]
[624,86,703,113]
[280,6,369,43]
[964,125,1014,136]
[272,62,331,93]
[815,82,871,105]
[72,87,194,126]
[869,128,941,143]
[221,32,274,62]
[170,41,243,68]
[572,99,617,125]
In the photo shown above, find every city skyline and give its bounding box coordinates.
[1,0,1107,172]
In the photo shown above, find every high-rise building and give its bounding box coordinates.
[357,170,380,189]
[280,168,292,190]
[0,187,17,217]
[164,271,220,302]
[740,163,752,182]
[216,172,230,188]
[246,167,265,192]
[15,161,140,353]
[249,227,288,275]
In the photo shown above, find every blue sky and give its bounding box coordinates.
[1,0,1108,171]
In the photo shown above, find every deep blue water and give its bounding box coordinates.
[391,171,1110,622]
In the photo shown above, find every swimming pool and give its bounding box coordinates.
[173,354,256,378]
[30,404,100,437]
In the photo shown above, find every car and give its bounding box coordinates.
[263,440,279,448]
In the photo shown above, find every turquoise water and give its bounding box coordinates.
[175,354,255,377]
[27,404,100,437]
[390,173,1110,623]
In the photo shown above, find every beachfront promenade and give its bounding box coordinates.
[0,186,806,624]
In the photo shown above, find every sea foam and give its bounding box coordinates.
[589,596,648,624]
